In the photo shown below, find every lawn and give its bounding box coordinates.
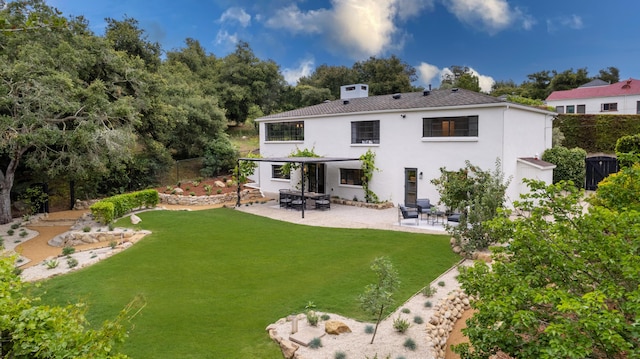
[35,208,459,358]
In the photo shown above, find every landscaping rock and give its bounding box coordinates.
[130,214,142,224]
[214,180,226,188]
[324,320,351,335]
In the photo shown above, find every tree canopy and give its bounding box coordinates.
[455,177,640,358]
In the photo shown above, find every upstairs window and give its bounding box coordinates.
[340,168,363,186]
[423,116,478,137]
[351,120,380,144]
[566,105,575,114]
[265,121,304,141]
[601,103,618,112]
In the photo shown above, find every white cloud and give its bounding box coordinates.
[441,0,532,34]
[264,4,330,34]
[561,14,583,30]
[468,67,495,93]
[547,14,584,33]
[282,58,316,85]
[417,62,441,87]
[264,0,435,60]
[215,30,238,46]
[219,7,252,27]
[418,63,494,93]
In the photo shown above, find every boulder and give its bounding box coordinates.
[214,180,226,188]
[279,338,299,359]
[173,187,184,194]
[130,214,142,224]
[324,320,352,335]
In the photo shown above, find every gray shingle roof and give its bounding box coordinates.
[258,88,506,120]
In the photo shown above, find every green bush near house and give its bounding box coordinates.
[542,146,587,186]
[34,208,458,358]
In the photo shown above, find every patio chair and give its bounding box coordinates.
[314,194,331,210]
[398,204,419,225]
[416,198,432,220]
[279,189,292,209]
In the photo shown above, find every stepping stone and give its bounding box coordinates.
[289,327,326,347]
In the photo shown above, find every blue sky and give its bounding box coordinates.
[46,0,640,92]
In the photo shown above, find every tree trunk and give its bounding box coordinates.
[0,185,13,225]
[370,305,385,344]
[0,158,18,225]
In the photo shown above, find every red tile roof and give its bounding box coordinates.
[546,78,640,101]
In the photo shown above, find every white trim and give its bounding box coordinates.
[421,137,479,142]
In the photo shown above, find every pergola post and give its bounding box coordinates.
[236,159,241,207]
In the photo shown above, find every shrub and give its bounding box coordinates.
[424,301,432,308]
[193,180,200,187]
[82,226,91,233]
[308,337,322,349]
[216,189,222,194]
[306,311,319,326]
[403,338,416,351]
[90,189,159,224]
[201,137,239,177]
[321,314,330,320]
[109,240,117,249]
[615,133,640,168]
[10,223,19,230]
[204,184,213,196]
[364,325,375,334]
[62,246,76,256]
[67,257,79,268]
[413,316,424,324]
[19,229,28,238]
[393,317,410,333]
[45,259,59,269]
[541,146,587,186]
[422,286,436,297]
[0,236,4,247]
[438,281,446,287]
[108,223,115,231]
[334,351,347,359]
[7,229,14,236]
[189,192,196,196]
[401,307,410,314]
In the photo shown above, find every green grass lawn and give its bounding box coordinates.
[34,208,459,358]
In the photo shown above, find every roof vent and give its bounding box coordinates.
[323,100,331,103]
[392,93,401,99]
[343,99,350,105]
[451,88,459,93]
[423,90,430,96]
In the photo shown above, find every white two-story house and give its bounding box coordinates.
[252,85,555,207]
[546,78,640,114]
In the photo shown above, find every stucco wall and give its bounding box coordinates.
[256,104,553,208]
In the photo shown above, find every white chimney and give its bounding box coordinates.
[340,84,369,100]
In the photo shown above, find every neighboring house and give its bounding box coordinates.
[546,78,640,114]
[252,85,555,208]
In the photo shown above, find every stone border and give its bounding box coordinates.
[425,289,471,359]
[330,198,394,209]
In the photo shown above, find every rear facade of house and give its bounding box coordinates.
[252,85,555,208]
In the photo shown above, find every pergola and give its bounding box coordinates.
[236,156,361,218]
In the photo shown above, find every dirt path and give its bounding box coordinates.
[445,309,476,359]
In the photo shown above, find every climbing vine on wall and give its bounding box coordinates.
[360,149,380,203]
[281,147,320,190]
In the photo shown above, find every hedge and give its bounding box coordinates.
[90,189,159,224]
[555,114,640,153]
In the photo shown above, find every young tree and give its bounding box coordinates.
[358,256,400,344]
[431,160,510,253]
[455,178,640,358]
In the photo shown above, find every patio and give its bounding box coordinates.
[235,200,448,235]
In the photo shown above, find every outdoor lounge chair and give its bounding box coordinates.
[416,198,432,220]
[314,194,331,210]
[398,204,419,225]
